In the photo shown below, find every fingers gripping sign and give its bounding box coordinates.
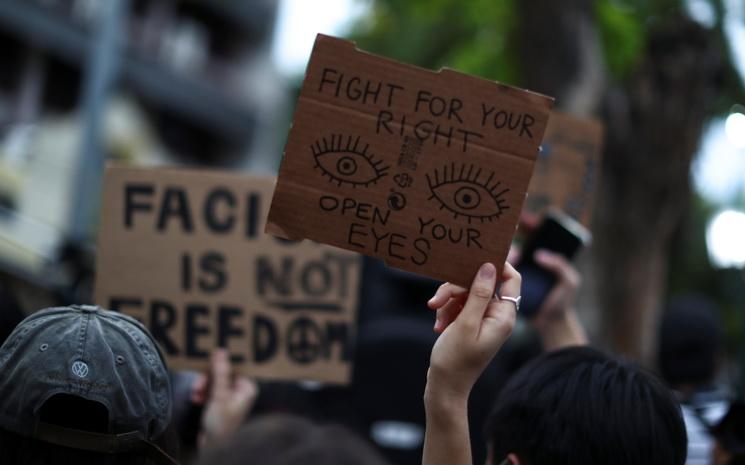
[428,283,467,333]
[427,263,520,333]
[427,262,520,398]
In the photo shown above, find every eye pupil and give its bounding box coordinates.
[454,186,481,210]
[426,164,510,223]
[336,157,358,176]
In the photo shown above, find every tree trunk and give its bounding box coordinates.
[516,2,722,362]
[515,0,607,343]
[597,18,722,362]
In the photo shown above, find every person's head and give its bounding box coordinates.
[199,414,389,465]
[486,346,687,465]
[0,305,177,465]
[658,293,724,390]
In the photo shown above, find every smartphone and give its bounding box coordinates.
[515,209,591,318]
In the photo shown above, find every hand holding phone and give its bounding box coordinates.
[515,209,591,318]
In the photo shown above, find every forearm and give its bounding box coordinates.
[423,262,519,465]
[423,372,472,465]
[535,309,588,351]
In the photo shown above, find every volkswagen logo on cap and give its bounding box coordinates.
[71,360,89,378]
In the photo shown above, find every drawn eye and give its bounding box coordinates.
[426,163,510,223]
[312,135,389,188]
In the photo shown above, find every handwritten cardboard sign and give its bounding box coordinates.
[94,165,361,384]
[267,34,553,287]
[526,111,604,227]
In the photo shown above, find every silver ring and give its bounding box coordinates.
[499,295,521,312]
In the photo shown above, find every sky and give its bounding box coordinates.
[271,0,369,76]
[688,0,745,207]
[694,118,745,205]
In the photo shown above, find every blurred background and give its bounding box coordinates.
[0,0,744,406]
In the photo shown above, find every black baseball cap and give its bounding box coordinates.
[0,305,178,464]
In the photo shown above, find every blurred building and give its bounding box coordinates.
[0,0,282,306]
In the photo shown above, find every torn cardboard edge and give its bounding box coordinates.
[266,33,554,288]
[298,35,553,161]
[315,34,554,108]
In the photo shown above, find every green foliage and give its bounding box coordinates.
[349,0,520,85]
[349,0,745,380]
[351,0,742,99]
[594,0,647,78]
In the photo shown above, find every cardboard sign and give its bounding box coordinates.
[94,165,361,384]
[526,112,604,227]
[267,34,553,287]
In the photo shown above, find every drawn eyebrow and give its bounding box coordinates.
[428,163,508,196]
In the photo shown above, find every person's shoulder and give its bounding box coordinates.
[680,406,713,465]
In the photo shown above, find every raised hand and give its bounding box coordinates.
[192,349,259,448]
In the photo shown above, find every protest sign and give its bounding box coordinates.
[526,111,604,227]
[266,34,553,287]
[94,165,361,384]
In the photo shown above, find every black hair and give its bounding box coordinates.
[486,346,687,465]
[658,293,723,388]
[0,395,179,465]
[198,414,390,465]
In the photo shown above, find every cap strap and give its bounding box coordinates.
[34,421,179,465]
[140,437,182,465]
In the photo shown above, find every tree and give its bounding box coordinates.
[351,0,744,362]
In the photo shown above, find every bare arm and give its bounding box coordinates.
[511,212,589,351]
[423,262,521,465]
[530,250,588,351]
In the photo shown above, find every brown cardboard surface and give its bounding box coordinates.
[526,111,605,227]
[94,165,361,385]
[267,34,553,287]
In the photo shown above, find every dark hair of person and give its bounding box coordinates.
[657,293,723,388]
[0,394,179,465]
[198,414,390,465]
[485,346,687,465]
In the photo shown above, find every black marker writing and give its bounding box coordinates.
[414,90,464,123]
[319,68,405,107]
[417,217,483,249]
[426,163,510,224]
[376,110,484,152]
[122,183,261,237]
[319,195,390,226]
[480,104,536,139]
